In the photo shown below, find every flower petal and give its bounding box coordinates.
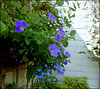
[15,27,23,32]
[59,27,66,37]
[51,52,58,57]
[21,20,28,28]
[15,21,21,27]
[48,13,55,21]
[65,51,71,57]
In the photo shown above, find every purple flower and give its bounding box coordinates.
[15,20,28,32]
[58,69,65,75]
[25,52,28,55]
[65,51,71,57]
[61,45,65,50]
[31,48,33,50]
[59,27,66,38]
[30,46,34,50]
[20,60,23,63]
[36,68,42,72]
[48,13,56,21]
[39,23,42,25]
[54,33,60,43]
[64,59,67,65]
[47,78,51,81]
[39,87,42,89]
[47,69,51,73]
[10,48,13,51]
[49,44,60,57]
[16,59,18,61]
[53,78,56,82]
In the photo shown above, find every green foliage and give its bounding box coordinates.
[55,0,64,6]
[31,76,90,89]
[22,54,29,62]
[0,0,80,85]
[0,21,9,37]
[27,65,34,83]
[63,76,90,89]
[6,84,13,89]
[70,30,76,36]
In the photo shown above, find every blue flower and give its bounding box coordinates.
[45,64,47,67]
[54,33,60,43]
[49,44,60,57]
[33,72,37,76]
[42,79,47,82]
[37,75,44,79]
[51,63,53,66]
[41,72,47,76]
[53,78,56,82]
[15,20,28,32]
[54,65,59,69]
[36,68,42,72]
[48,13,55,21]
[65,51,71,57]
[58,66,62,70]
[59,51,63,56]
[51,61,53,66]
[51,61,53,63]
[39,87,42,89]
[47,78,51,81]
[64,59,67,65]
[58,69,65,75]
[47,69,51,73]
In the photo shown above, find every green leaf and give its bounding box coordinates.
[64,16,71,28]
[70,30,76,36]
[70,14,75,18]
[77,2,80,8]
[65,0,69,5]
[56,0,64,6]
[26,65,34,83]
[63,41,69,47]
[22,54,29,62]
[19,49,24,54]
[25,39,31,45]
[10,30,15,33]
[47,58,52,63]
[73,3,76,9]
[69,7,76,11]
[0,21,9,37]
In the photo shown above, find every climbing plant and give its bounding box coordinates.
[0,0,80,88]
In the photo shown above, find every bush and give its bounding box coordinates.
[1,0,81,88]
[30,76,90,89]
